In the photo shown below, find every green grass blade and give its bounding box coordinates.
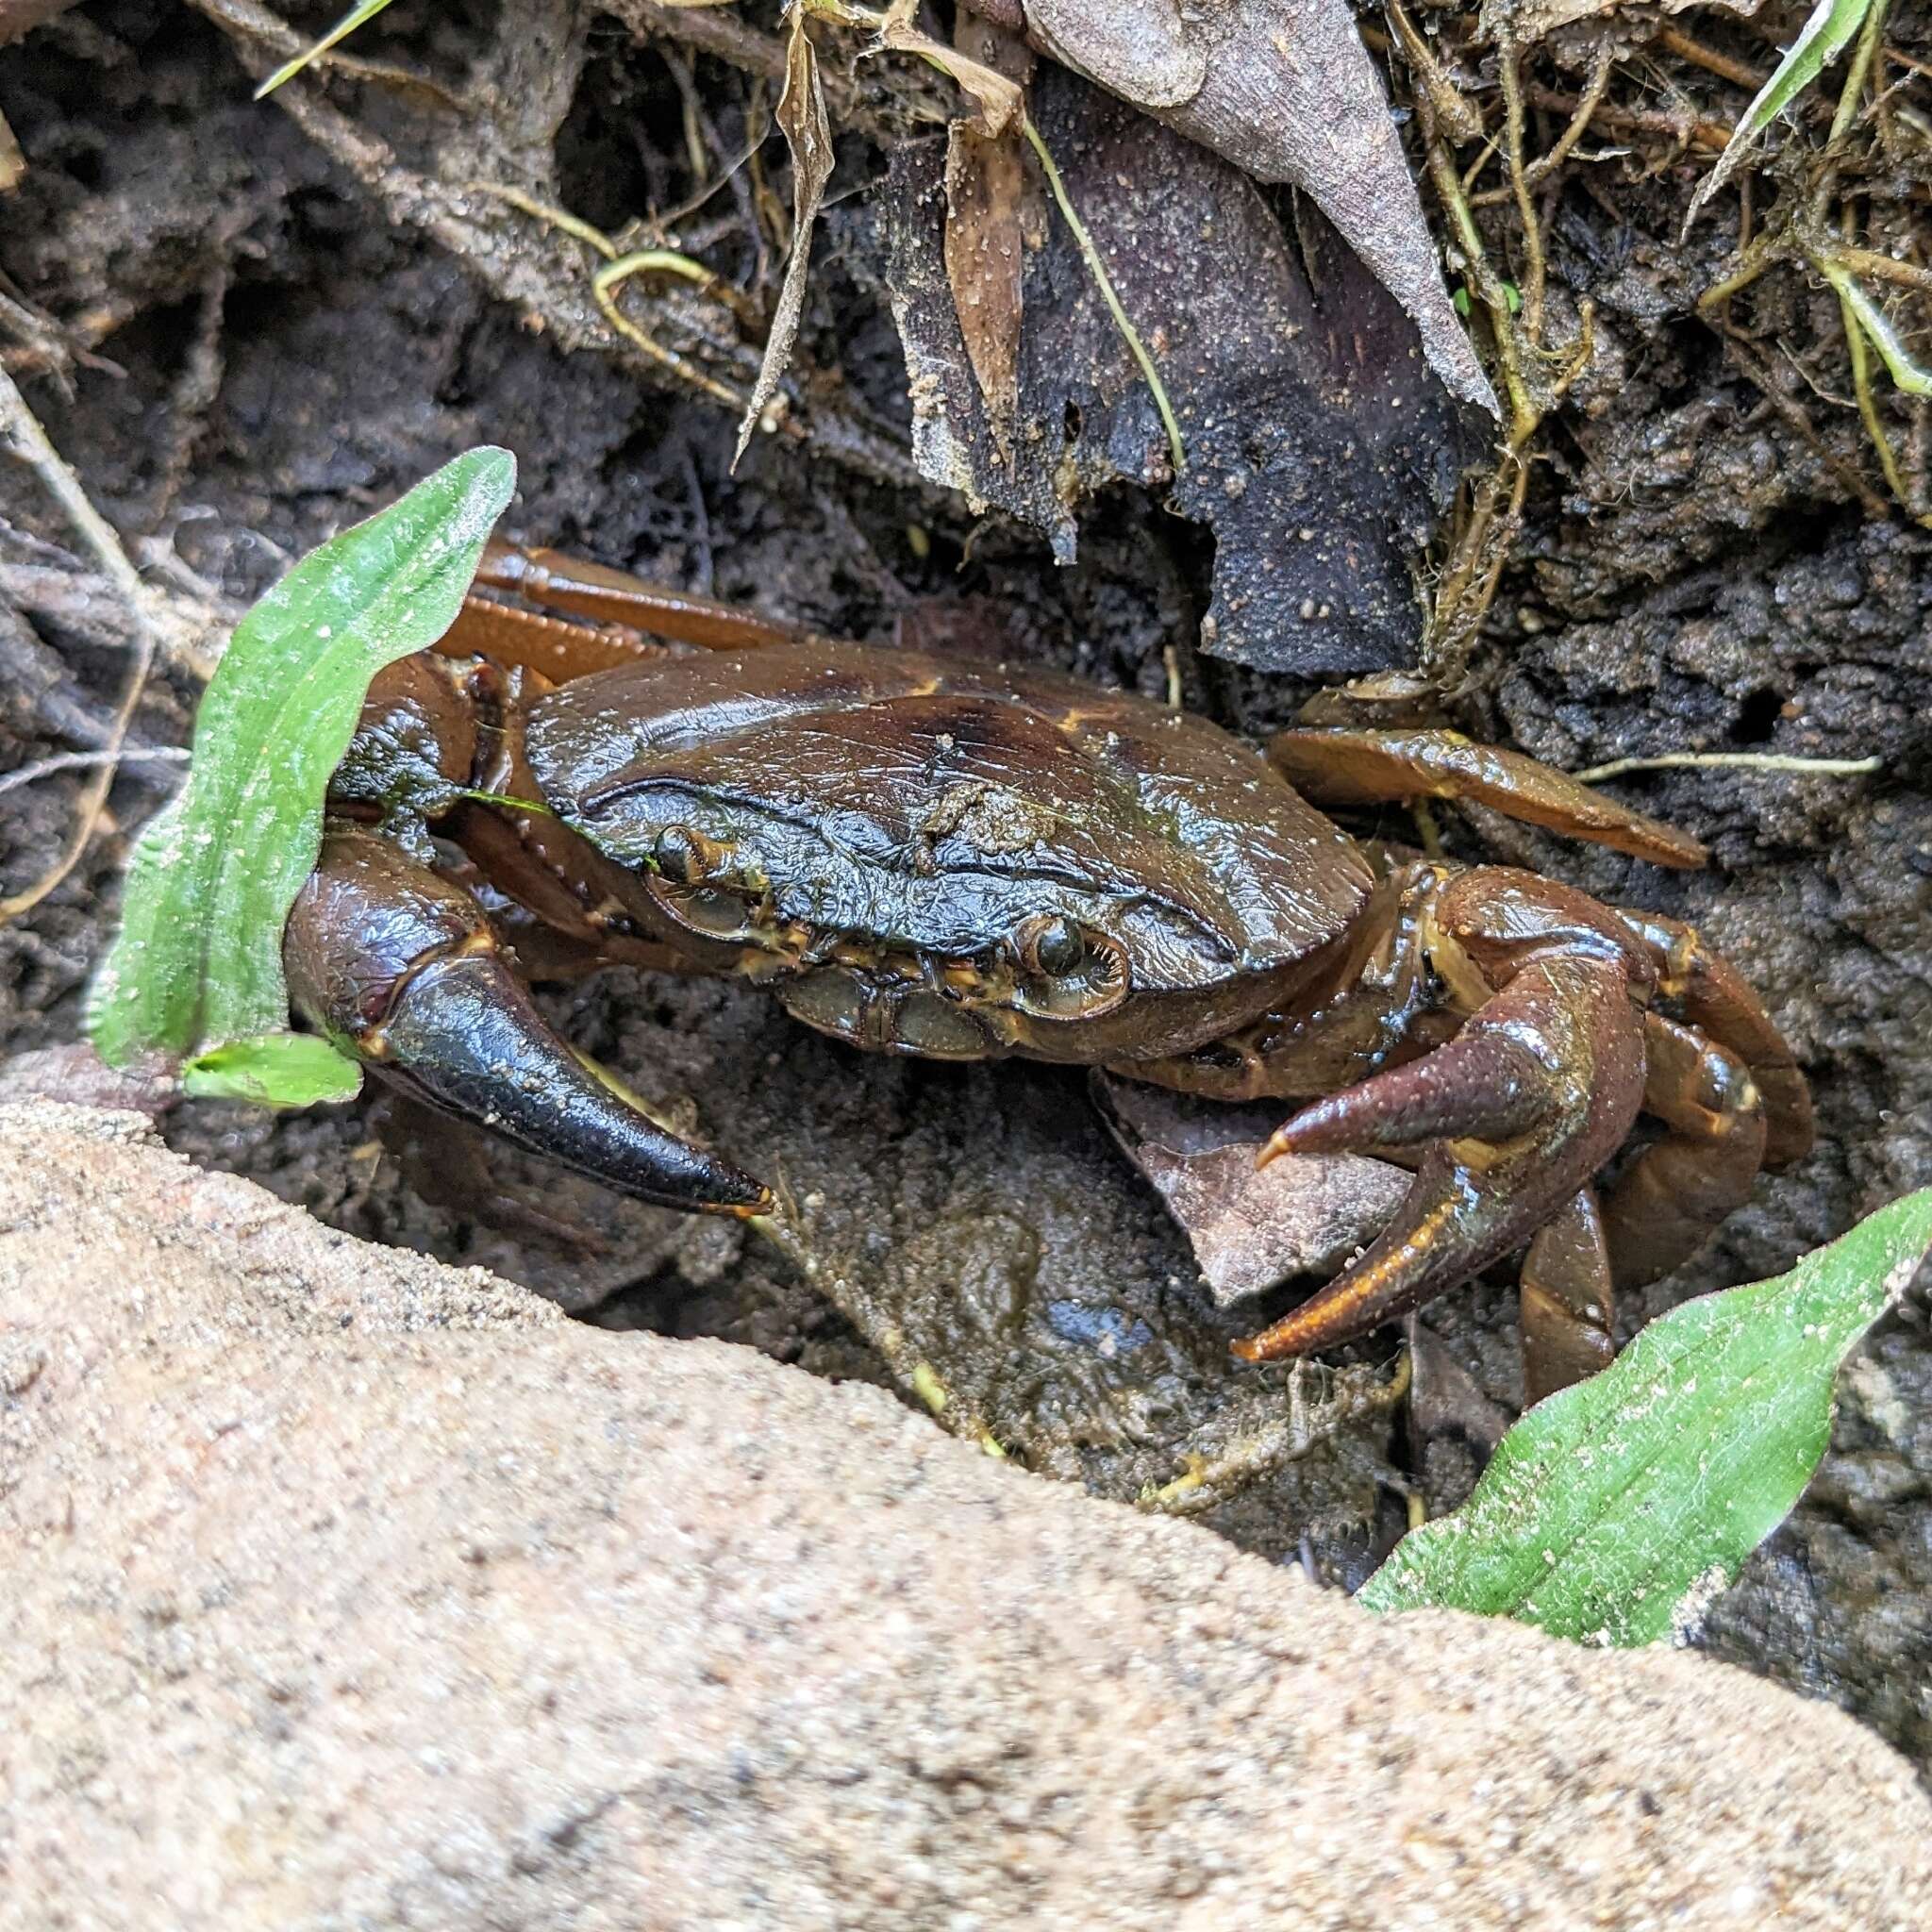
[255,0,399,100]
[88,447,516,1098]
[1824,265,1932,395]
[1357,1190,1932,1644]
[1687,0,1877,224]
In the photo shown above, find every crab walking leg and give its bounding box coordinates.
[1600,1013,1769,1293]
[1234,950,1647,1362]
[1520,1187,1617,1404]
[1612,907,1813,1169]
[474,541,820,651]
[284,824,771,1216]
[1266,725,1708,868]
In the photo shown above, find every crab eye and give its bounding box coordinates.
[1011,915,1127,1021]
[652,824,706,884]
[1024,914,1087,977]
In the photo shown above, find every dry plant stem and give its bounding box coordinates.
[459,188,754,413]
[1572,751,1883,782]
[1830,246,1932,297]
[1657,26,1765,94]
[1412,70,1587,683]
[1421,128,1532,430]
[593,255,752,412]
[1471,41,1614,210]
[1385,0,1482,146]
[1141,1357,1407,1518]
[1526,84,1729,156]
[0,367,158,922]
[1497,41,1544,342]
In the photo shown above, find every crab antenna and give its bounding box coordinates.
[1236,956,1645,1362]
[286,826,770,1217]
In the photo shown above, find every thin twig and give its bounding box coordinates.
[1572,751,1883,783]
[1505,39,1614,202]
[0,367,159,922]
[1824,242,1932,297]
[0,746,189,797]
[1657,26,1765,94]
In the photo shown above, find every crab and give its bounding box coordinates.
[287,541,1813,1401]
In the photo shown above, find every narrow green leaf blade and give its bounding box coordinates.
[1686,0,1875,223]
[183,1034,364,1108]
[1358,1190,1932,1644]
[255,0,399,99]
[88,446,516,1069]
[1826,266,1932,395]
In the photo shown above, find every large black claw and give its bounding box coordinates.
[1235,954,1645,1363]
[375,949,771,1214]
[286,824,770,1216]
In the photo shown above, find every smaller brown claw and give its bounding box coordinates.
[286,825,771,1217]
[1235,953,1646,1362]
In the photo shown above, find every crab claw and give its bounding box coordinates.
[1234,953,1645,1362]
[285,825,771,1216]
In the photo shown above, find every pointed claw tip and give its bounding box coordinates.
[1230,1327,1297,1364]
[1255,1130,1291,1171]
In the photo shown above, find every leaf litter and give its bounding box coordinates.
[886,64,1476,675]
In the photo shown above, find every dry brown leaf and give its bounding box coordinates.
[732,8,834,468]
[941,14,1036,458]
[944,128,1028,459]
[1095,1075,1406,1306]
[886,69,1475,675]
[880,0,1025,133]
[1006,0,1497,414]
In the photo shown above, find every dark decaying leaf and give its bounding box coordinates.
[885,65,1476,675]
[733,8,835,467]
[1012,0,1495,413]
[1094,1074,1405,1307]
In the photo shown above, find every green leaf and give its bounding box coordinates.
[254,0,400,99]
[1824,265,1932,395]
[1357,1190,1932,1644]
[88,446,516,1078]
[183,1034,364,1108]
[1687,0,1879,224]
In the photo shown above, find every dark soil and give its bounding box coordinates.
[3,1,1929,1769]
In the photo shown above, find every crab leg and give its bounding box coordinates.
[1234,949,1646,1361]
[1266,725,1707,868]
[285,824,771,1216]
[1611,908,1812,1168]
[1600,1013,1768,1291]
[1519,1187,1616,1406]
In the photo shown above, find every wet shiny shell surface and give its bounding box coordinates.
[526,644,1372,994]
